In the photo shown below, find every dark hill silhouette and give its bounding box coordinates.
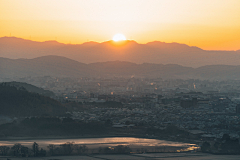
[81,41,100,47]
[88,61,193,78]
[0,55,96,78]
[146,41,202,51]
[89,61,138,75]
[0,84,66,117]
[1,81,55,97]
[1,37,240,67]
[194,65,240,79]
[3,56,240,80]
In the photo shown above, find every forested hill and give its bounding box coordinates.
[1,81,55,97]
[0,84,66,117]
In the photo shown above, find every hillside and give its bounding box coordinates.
[1,37,240,67]
[0,56,194,79]
[0,55,96,78]
[2,81,55,97]
[0,84,66,117]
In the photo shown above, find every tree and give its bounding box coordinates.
[38,148,46,157]
[60,142,74,155]
[222,134,230,141]
[11,143,22,157]
[0,146,10,156]
[74,144,88,155]
[201,142,211,153]
[103,147,112,154]
[21,146,29,157]
[213,142,220,150]
[105,119,112,126]
[114,145,132,154]
[47,144,55,156]
[125,121,131,125]
[98,147,103,153]
[82,145,88,153]
[32,142,39,157]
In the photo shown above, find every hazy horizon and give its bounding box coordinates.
[1,36,240,52]
[1,0,240,50]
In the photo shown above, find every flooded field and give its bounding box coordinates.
[0,137,198,152]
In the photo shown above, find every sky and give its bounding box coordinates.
[1,0,240,50]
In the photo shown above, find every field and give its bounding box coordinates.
[0,153,240,160]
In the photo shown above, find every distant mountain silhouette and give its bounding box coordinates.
[0,55,95,78]
[1,37,240,67]
[2,55,240,80]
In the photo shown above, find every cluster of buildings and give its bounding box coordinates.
[4,76,240,139]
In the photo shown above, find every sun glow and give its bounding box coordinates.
[112,34,126,42]
[1,1,240,50]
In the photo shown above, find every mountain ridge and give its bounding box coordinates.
[2,55,240,80]
[2,37,240,67]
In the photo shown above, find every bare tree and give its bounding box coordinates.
[47,144,55,156]
[32,142,39,157]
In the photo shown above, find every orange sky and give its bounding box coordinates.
[1,0,240,50]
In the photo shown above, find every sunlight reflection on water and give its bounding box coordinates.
[0,137,197,149]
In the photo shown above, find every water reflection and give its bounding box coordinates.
[0,137,198,152]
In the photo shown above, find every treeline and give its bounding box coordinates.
[201,134,240,154]
[0,142,134,157]
[0,142,89,157]
[0,117,191,139]
[0,117,109,137]
[0,142,46,157]
[0,84,66,117]
[98,145,132,154]
[146,125,190,138]
[47,143,132,156]
[93,101,123,108]
[47,142,88,156]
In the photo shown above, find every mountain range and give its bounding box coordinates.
[1,37,240,67]
[2,55,240,80]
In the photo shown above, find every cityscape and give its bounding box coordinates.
[5,76,240,139]
[1,0,240,159]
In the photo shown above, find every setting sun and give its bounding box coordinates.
[112,34,126,42]
[1,0,240,50]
